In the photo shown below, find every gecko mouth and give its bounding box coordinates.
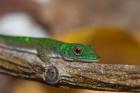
[78,58,99,62]
[78,55,100,62]
[63,56,99,63]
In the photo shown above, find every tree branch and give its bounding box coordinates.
[0,44,139,92]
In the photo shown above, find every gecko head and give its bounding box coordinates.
[61,43,100,62]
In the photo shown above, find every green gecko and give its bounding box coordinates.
[0,35,100,63]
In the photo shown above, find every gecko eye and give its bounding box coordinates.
[74,47,82,55]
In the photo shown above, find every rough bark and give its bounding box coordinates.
[0,44,139,92]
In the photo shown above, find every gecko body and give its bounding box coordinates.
[0,35,100,64]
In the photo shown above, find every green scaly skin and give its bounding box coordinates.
[0,35,100,64]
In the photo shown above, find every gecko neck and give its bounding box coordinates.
[0,35,66,58]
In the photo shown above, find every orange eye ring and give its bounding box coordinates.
[74,47,82,55]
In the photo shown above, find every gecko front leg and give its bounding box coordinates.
[37,48,51,65]
[37,48,56,82]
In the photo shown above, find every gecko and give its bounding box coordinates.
[0,35,100,64]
